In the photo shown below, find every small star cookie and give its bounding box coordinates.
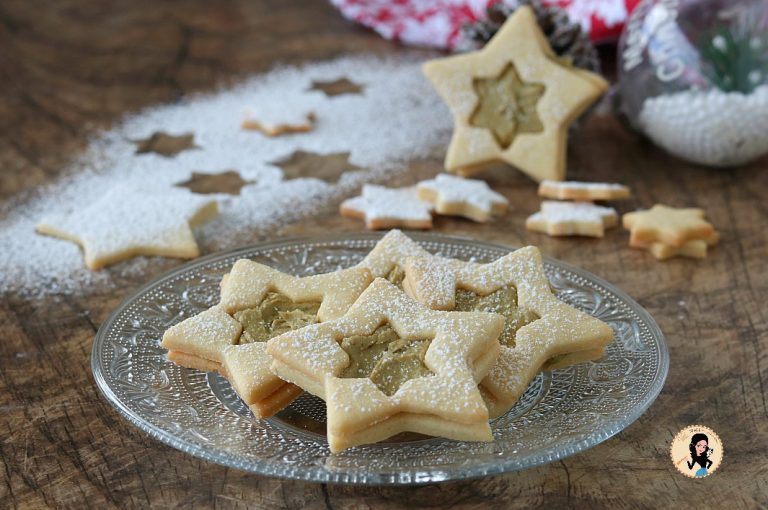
[266,278,504,452]
[622,204,715,248]
[161,260,372,418]
[526,201,618,237]
[401,247,613,418]
[340,185,434,230]
[242,112,316,136]
[416,174,509,222]
[538,180,630,201]
[422,6,608,182]
[35,187,218,270]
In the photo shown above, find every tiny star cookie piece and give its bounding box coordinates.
[161,260,372,418]
[422,6,608,182]
[241,111,316,136]
[416,174,509,222]
[340,185,434,230]
[401,246,613,418]
[622,204,715,248]
[526,200,618,237]
[538,180,631,201]
[266,278,504,452]
[35,187,218,270]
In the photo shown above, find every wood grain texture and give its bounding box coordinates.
[1,1,767,508]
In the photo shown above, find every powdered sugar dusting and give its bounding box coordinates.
[0,55,453,296]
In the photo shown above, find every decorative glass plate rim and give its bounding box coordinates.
[91,232,669,485]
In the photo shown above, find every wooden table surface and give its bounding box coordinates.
[2,1,767,508]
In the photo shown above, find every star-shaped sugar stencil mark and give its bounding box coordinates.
[176,170,254,196]
[162,259,372,418]
[402,246,614,418]
[308,77,364,97]
[133,132,199,157]
[270,150,364,183]
[35,187,218,270]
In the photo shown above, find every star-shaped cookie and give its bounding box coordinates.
[271,150,363,183]
[623,204,715,248]
[402,247,614,417]
[266,278,504,452]
[35,187,218,270]
[422,6,608,182]
[416,174,509,222]
[176,170,253,195]
[340,185,434,230]
[526,201,618,237]
[161,260,372,418]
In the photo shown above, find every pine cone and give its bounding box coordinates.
[459,0,600,74]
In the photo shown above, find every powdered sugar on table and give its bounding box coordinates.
[0,55,452,296]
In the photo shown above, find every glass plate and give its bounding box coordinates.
[91,233,668,485]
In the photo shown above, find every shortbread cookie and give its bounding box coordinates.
[36,187,219,270]
[162,261,372,418]
[637,231,720,260]
[267,278,504,452]
[402,247,614,418]
[526,201,618,237]
[340,185,434,230]
[538,180,630,201]
[416,174,509,222]
[358,231,607,380]
[422,6,608,182]
[241,112,316,136]
[623,204,715,248]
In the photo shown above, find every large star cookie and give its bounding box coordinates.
[266,278,504,452]
[357,231,606,382]
[161,260,372,418]
[416,174,509,222]
[340,185,434,230]
[422,6,608,182]
[402,246,613,417]
[36,187,218,270]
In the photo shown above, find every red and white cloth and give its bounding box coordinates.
[330,0,642,48]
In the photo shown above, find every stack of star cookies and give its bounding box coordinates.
[526,180,630,238]
[161,230,613,452]
[623,204,719,260]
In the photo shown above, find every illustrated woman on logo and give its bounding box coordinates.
[677,433,714,477]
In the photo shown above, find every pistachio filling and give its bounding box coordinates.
[233,291,320,344]
[470,63,545,149]
[454,284,539,348]
[340,324,433,396]
[385,265,406,287]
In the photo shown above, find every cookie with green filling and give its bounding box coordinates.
[266,278,504,453]
[161,259,372,418]
[402,246,613,418]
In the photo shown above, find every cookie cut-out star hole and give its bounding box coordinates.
[271,150,363,183]
[470,63,545,149]
[133,132,198,157]
[309,77,364,97]
[176,170,253,196]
